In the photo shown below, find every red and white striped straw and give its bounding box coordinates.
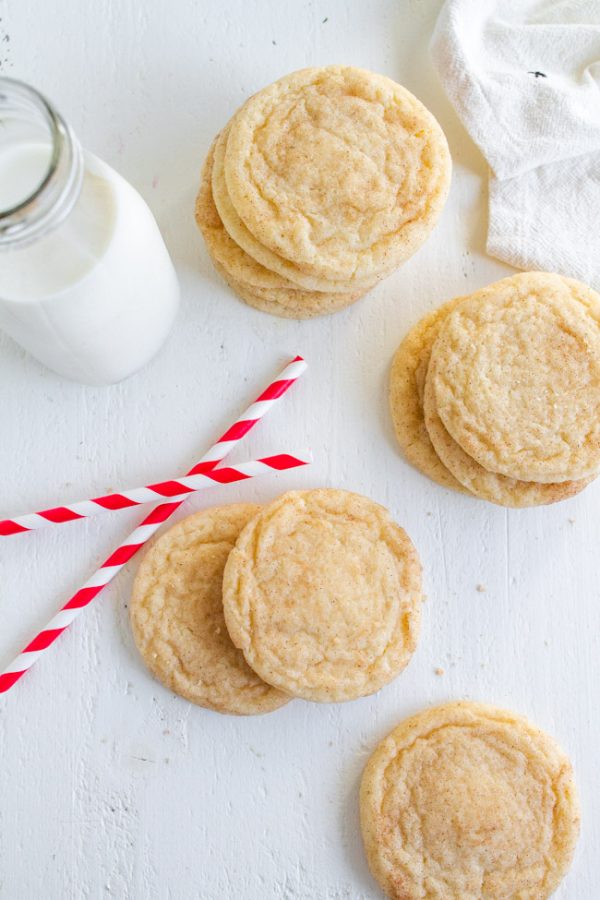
[0,452,311,536]
[0,355,307,694]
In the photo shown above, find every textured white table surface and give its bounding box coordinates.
[0,1,598,898]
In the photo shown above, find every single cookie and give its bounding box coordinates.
[389,297,469,493]
[360,701,580,899]
[423,365,593,507]
[210,253,366,319]
[222,489,422,703]
[224,66,451,283]
[212,124,377,295]
[130,504,290,716]
[429,272,600,483]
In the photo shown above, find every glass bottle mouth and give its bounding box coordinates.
[0,77,83,249]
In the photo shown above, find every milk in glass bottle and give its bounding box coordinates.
[0,78,179,384]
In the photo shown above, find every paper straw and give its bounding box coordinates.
[0,355,307,694]
[0,452,311,536]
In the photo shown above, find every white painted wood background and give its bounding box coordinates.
[0,1,597,897]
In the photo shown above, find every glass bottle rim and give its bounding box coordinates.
[0,77,61,217]
[0,77,83,248]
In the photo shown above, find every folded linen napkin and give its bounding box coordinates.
[431,0,600,288]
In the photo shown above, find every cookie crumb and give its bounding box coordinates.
[434,667,445,676]
[476,583,486,593]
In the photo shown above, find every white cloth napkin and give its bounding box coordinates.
[431,0,600,288]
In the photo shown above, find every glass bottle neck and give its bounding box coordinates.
[0,77,83,249]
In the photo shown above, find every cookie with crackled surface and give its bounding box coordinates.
[360,701,580,899]
[130,504,290,715]
[197,135,366,316]
[196,136,304,292]
[211,123,377,295]
[223,66,451,283]
[422,358,593,507]
[429,272,600,484]
[388,287,592,506]
[222,489,422,703]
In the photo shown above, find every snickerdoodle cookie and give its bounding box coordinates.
[223,66,451,285]
[130,504,290,715]
[195,137,297,292]
[360,701,580,899]
[198,129,373,316]
[222,489,422,703]
[422,366,591,507]
[211,124,377,296]
[429,272,600,484]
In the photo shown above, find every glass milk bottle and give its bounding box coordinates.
[0,78,179,385]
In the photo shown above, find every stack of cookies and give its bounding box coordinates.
[390,272,600,507]
[195,66,451,319]
[130,489,422,714]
